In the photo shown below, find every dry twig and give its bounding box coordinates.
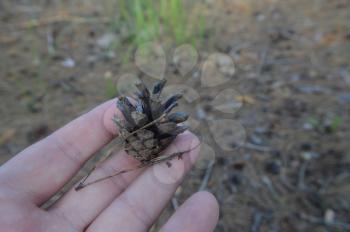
[243,143,271,152]
[171,197,179,210]
[299,213,350,231]
[75,143,201,190]
[199,160,215,191]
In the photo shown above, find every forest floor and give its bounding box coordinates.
[1,0,350,231]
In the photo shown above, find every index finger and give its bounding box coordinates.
[0,99,121,205]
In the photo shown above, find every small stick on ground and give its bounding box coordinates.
[171,197,179,210]
[299,213,350,231]
[14,15,110,29]
[251,211,263,232]
[297,161,308,190]
[243,143,271,152]
[199,160,215,191]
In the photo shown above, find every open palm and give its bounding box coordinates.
[0,100,219,232]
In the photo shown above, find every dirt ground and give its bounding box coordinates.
[1,0,350,231]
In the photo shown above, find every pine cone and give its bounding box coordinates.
[114,79,189,164]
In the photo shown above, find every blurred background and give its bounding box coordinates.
[0,0,350,231]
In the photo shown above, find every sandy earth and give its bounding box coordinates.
[1,0,350,231]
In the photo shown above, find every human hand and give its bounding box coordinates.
[0,100,219,232]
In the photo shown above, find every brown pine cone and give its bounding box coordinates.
[114,79,189,164]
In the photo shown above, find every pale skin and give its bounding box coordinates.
[0,100,219,232]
